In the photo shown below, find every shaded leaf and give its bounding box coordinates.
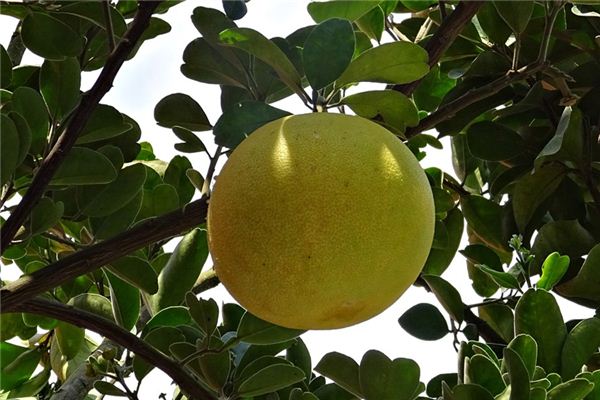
[107,256,158,295]
[422,207,464,276]
[466,121,525,161]
[422,274,464,323]
[0,114,19,186]
[11,87,48,155]
[52,147,117,185]
[502,347,530,400]
[535,107,583,169]
[315,352,362,397]
[508,334,538,379]
[186,292,219,336]
[475,264,520,290]
[478,303,514,343]
[464,354,505,396]
[77,104,132,144]
[133,327,185,379]
[237,364,306,397]
[307,1,379,23]
[154,93,211,131]
[398,303,448,341]
[141,306,191,337]
[494,0,534,34]
[547,379,594,400]
[21,12,83,60]
[40,57,81,120]
[560,318,600,379]
[94,381,127,397]
[461,195,509,254]
[359,350,421,400]
[105,271,140,331]
[237,312,305,345]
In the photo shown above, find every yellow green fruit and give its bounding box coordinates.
[208,113,435,329]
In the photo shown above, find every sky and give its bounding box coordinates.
[0,1,593,399]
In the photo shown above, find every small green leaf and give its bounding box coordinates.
[154,93,211,131]
[7,111,32,167]
[90,190,142,240]
[77,104,133,144]
[286,338,312,384]
[461,195,509,254]
[0,114,19,186]
[21,12,83,60]
[466,121,525,161]
[198,335,231,391]
[398,303,448,341]
[141,306,191,337]
[0,45,12,88]
[219,27,304,97]
[40,57,81,120]
[29,196,64,236]
[237,364,306,397]
[356,6,385,42]
[303,18,355,90]
[427,373,458,397]
[307,1,378,23]
[94,381,127,397]
[212,101,291,149]
[537,252,570,291]
[359,350,421,400]
[494,0,534,34]
[52,147,117,185]
[515,289,567,373]
[547,378,594,400]
[133,327,185,379]
[55,321,85,360]
[172,126,207,153]
[237,312,305,345]
[315,352,362,397]
[475,264,520,290]
[422,207,464,276]
[464,354,505,396]
[336,42,429,86]
[560,318,600,380]
[422,275,465,323]
[478,303,515,344]
[107,256,158,295]
[164,155,195,206]
[508,334,538,379]
[11,87,49,155]
[185,292,219,335]
[342,90,418,134]
[105,271,140,331]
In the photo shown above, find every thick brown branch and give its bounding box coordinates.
[405,62,548,138]
[11,297,215,400]
[0,198,208,311]
[0,2,160,252]
[393,1,484,96]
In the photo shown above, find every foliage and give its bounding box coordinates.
[1,1,600,399]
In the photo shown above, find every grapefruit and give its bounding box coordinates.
[207,113,434,329]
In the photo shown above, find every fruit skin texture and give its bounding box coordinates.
[208,113,435,330]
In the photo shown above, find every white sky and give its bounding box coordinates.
[0,1,593,399]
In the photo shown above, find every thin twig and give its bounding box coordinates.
[0,2,160,253]
[10,297,215,400]
[102,0,117,53]
[201,146,224,196]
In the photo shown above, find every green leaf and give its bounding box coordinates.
[223,0,247,20]
[0,343,28,390]
[90,189,142,239]
[68,293,114,321]
[52,147,117,185]
[212,101,291,149]
[422,275,464,323]
[81,164,146,217]
[398,303,448,341]
[547,379,594,400]
[477,2,512,45]
[29,196,64,236]
[537,252,570,291]
[557,244,600,308]
[515,289,567,373]
[461,195,509,254]
[0,347,41,391]
[154,93,211,131]
[513,163,566,233]
[219,27,304,97]
[107,256,158,295]
[466,121,525,161]
[21,12,83,60]
[136,183,180,221]
[11,87,49,155]
[55,321,85,360]
[0,114,19,186]
[286,338,312,384]
[560,318,600,379]
[307,1,379,23]
[151,229,208,311]
[478,303,515,344]
[6,366,50,398]
[133,327,185,380]
[302,18,355,90]
[235,342,296,378]
[0,45,12,88]
[494,0,534,34]
[172,126,207,153]
[359,350,421,400]
[164,155,195,206]
[0,313,33,342]
[356,6,385,42]
[475,264,520,289]
[141,306,191,337]
[464,354,505,396]
[508,334,538,379]
[77,104,133,144]
[39,57,81,120]
[7,111,32,167]
[535,107,583,169]
[427,373,458,397]
[237,312,305,345]
[422,207,464,276]
[503,347,531,400]
[198,335,231,391]
[181,38,247,88]
[185,292,219,335]
[237,364,306,397]
[342,90,419,134]
[315,352,362,397]
[105,271,140,331]
[94,381,127,397]
[336,42,429,86]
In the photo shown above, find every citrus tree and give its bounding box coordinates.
[1,1,600,399]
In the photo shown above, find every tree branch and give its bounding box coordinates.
[0,197,208,311]
[11,297,215,400]
[405,62,548,138]
[392,1,484,96]
[0,1,160,253]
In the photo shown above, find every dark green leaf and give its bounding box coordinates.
[164,156,195,205]
[313,383,357,400]
[466,121,525,161]
[39,58,80,120]
[21,12,83,60]
[198,335,231,391]
[427,373,458,397]
[464,354,505,396]
[237,364,306,397]
[0,314,33,342]
[508,334,538,379]
[461,195,509,254]
[181,38,247,88]
[560,318,600,379]
[503,347,531,400]
[55,321,85,360]
[557,244,600,308]
[307,1,378,23]
[303,18,355,90]
[537,252,570,291]
[476,264,520,289]
[7,111,32,167]
[90,189,142,239]
[77,104,132,144]
[535,107,583,169]
[477,2,512,45]
[223,0,247,20]
[494,0,534,34]
[68,293,114,321]
[422,274,464,322]
[151,229,208,311]
[52,147,117,185]
[422,208,464,276]
[29,196,64,236]
[136,183,180,221]
[107,256,158,295]
[0,347,41,391]
[105,271,140,331]
[359,350,421,400]
[237,312,305,345]
[547,379,594,400]
[154,93,211,131]
[0,114,19,186]
[0,45,12,88]
[337,42,429,86]
[186,292,219,335]
[398,303,448,341]
[11,87,49,155]
[286,338,312,383]
[478,304,514,343]
[342,90,418,134]
[133,327,185,379]
[515,289,566,373]
[141,306,191,337]
[315,352,362,397]
[512,163,566,233]
[94,381,127,396]
[213,101,291,149]
[356,6,385,42]
[172,126,207,153]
